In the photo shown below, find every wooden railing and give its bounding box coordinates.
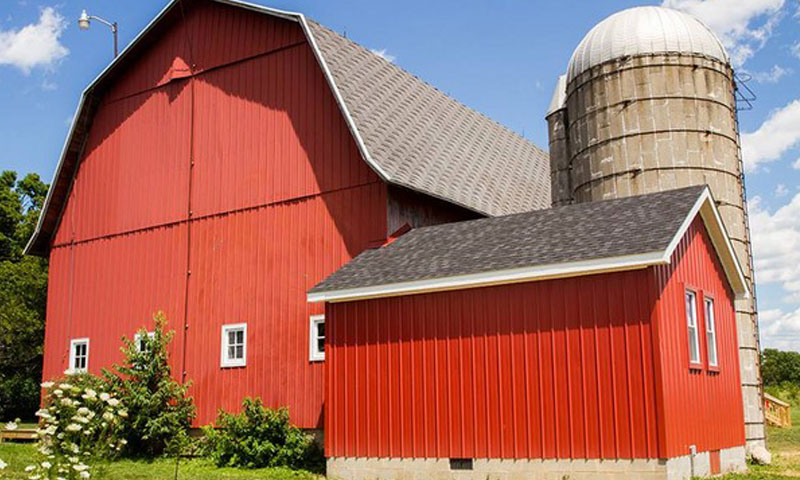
[764,393,792,428]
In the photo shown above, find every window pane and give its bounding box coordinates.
[706,299,718,366]
[228,331,236,345]
[228,345,236,359]
[686,292,699,363]
[317,338,324,353]
[317,322,325,338]
[235,345,244,359]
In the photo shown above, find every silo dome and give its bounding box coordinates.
[566,6,729,82]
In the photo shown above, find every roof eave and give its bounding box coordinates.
[307,250,666,303]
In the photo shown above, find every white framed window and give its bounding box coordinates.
[134,331,155,352]
[69,338,89,373]
[685,290,700,365]
[220,323,247,368]
[705,297,718,367]
[309,315,325,362]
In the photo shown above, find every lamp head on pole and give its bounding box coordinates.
[78,10,90,30]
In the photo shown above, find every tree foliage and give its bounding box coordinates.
[0,170,48,421]
[762,348,800,387]
[203,398,323,472]
[102,312,195,457]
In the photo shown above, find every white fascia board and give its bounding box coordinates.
[307,251,665,303]
[660,186,749,298]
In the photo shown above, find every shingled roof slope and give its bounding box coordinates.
[307,20,550,216]
[26,0,549,256]
[309,186,713,295]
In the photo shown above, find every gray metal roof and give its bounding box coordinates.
[310,186,707,294]
[26,0,549,256]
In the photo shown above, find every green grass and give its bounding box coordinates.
[0,442,321,480]
[715,406,800,480]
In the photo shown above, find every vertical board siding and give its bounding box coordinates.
[53,82,192,245]
[184,182,386,427]
[191,43,377,217]
[104,2,304,103]
[326,270,660,459]
[42,224,188,382]
[652,218,745,457]
[43,2,390,431]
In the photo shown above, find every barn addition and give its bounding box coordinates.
[311,186,749,479]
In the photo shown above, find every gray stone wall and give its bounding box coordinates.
[548,52,765,449]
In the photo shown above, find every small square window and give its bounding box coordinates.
[685,290,700,365]
[309,315,325,362]
[220,323,247,368]
[134,331,155,352]
[705,298,718,367]
[69,338,89,373]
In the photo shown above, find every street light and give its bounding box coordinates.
[78,9,119,57]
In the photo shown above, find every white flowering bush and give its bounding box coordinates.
[27,374,127,479]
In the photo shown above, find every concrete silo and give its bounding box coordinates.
[547,6,765,450]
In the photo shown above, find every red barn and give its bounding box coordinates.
[26,0,549,428]
[310,186,749,479]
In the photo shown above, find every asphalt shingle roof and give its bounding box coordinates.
[310,186,706,293]
[308,21,551,216]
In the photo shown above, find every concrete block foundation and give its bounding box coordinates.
[327,445,746,480]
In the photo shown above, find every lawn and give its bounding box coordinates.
[0,442,321,480]
[1,410,798,479]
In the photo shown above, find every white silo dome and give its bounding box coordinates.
[566,6,729,82]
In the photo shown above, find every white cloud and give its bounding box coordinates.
[40,79,56,91]
[759,307,800,351]
[370,48,396,63]
[740,99,800,171]
[792,41,800,60]
[775,184,788,197]
[662,0,785,66]
[746,64,791,83]
[0,7,68,74]
[793,158,800,169]
[749,193,800,304]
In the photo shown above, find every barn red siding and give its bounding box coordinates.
[651,218,745,457]
[325,271,661,459]
[43,1,388,428]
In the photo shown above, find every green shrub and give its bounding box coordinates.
[28,373,127,479]
[203,398,323,472]
[102,312,195,457]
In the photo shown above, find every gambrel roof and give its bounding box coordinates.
[309,186,749,302]
[26,0,549,256]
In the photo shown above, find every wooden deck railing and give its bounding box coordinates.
[764,393,792,428]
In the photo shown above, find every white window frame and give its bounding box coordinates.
[220,323,247,368]
[309,315,325,362]
[705,297,718,367]
[69,338,90,373]
[685,290,701,365]
[134,331,155,352]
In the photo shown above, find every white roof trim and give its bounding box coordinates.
[308,251,664,303]
[308,186,750,303]
[25,0,391,255]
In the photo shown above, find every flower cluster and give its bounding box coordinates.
[27,376,127,480]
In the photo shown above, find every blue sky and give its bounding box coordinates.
[0,0,798,351]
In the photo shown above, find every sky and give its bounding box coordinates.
[0,0,798,351]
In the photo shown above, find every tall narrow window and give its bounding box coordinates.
[220,323,247,368]
[705,298,718,367]
[309,315,325,362]
[69,338,89,373]
[685,291,700,365]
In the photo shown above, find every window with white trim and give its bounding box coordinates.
[220,323,247,368]
[69,338,89,373]
[685,291,700,365]
[134,331,155,352]
[705,297,718,367]
[309,315,325,362]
